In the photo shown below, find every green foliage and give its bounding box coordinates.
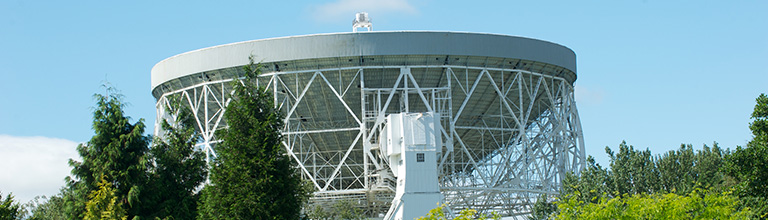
[537,94,768,218]
[416,203,500,220]
[84,176,128,220]
[27,194,67,220]
[61,179,89,219]
[561,156,610,204]
[692,143,729,189]
[555,189,751,219]
[564,141,728,203]
[657,143,728,195]
[0,192,24,220]
[656,144,696,194]
[725,93,768,217]
[750,94,768,144]
[605,141,660,196]
[66,87,150,219]
[306,200,365,220]
[141,94,207,219]
[416,203,448,220]
[197,57,310,219]
[531,194,556,220]
[559,141,733,217]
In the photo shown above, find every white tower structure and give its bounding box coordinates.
[151,31,586,218]
[381,112,442,220]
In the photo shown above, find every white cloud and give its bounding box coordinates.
[0,135,80,204]
[574,84,605,106]
[310,0,418,22]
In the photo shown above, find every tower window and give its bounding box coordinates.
[416,153,425,162]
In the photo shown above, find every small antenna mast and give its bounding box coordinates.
[352,12,372,32]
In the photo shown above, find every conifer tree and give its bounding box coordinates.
[198,58,309,219]
[84,176,127,220]
[0,192,24,220]
[67,88,150,219]
[142,94,207,219]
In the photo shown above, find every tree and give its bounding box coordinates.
[725,93,768,217]
[306,200,365,220]
[552,94,768,218]
[531,194,557,220]
[605,142,660,196]
[66,88,150,219]
[84,176,127,220]
[560,156,610,204]
[197,58,310,219]
[656,144,696,194]
[655,143,727,195]
[0,192,24,220]
[141,94,207,219]
[554,189,751,219]
[557,141,737,218]
[416,203,500,220]
[693,143,728,190]
[27,194,67,220]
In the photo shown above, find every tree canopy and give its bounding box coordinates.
[0,192,24,220]
[543,94,768,219]
[555,189,751,219]
[416,203,501,220]
[306,200,365,220]
[43,87,208,220]
[67,89,150,219]
[725,93,768,217]
[545,141,745,219]
[84,176,127,220]
[197,58,310,219]
[141,94,207,219]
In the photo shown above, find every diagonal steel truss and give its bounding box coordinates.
[154,64,585,218]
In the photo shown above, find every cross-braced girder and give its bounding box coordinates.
[154,63,585,218]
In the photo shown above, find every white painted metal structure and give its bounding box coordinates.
[381,112,443,220]
[151,31,585,218]
[352,12,372,32]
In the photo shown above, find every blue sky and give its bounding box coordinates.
[1,0,766,203]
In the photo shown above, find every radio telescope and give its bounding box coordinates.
[151,31,585,219]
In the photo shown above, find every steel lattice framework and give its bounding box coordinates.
[152,32,585,218]
[154,65,584,218]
